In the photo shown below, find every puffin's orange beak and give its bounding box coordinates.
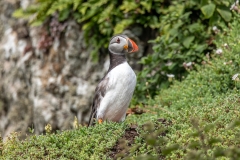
[127,38,139,53]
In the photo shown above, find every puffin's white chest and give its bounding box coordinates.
[108,62,136,90]
[97,62,136,121]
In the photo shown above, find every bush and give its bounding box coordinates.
[13,0,162,60]
[13,0,236,103]
[134,0,235,103]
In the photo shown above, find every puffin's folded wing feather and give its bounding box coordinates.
[87,77,109,126]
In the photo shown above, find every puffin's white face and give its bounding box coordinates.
[108,35,139,55]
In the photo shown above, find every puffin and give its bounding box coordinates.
[88,34,139,126]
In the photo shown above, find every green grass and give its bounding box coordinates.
[1,12,240,160]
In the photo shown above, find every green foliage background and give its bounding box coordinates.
[13,0,235,103]
[135,0,233,103]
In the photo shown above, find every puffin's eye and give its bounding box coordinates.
[116,38,120,43]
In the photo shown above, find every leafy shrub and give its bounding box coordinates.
[135,0,235,103]
[13,0,162,60]
[157,13,240,110]
[13,0,235,103]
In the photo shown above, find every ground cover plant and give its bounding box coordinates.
[0,122,127,159]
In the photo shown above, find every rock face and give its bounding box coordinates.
[0,0,147,140]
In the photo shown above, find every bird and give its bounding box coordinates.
[88,34,139,126]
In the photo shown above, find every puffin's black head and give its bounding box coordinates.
[108,35,139,55]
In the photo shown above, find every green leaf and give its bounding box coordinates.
[12,9,36,19]
[213,148,226,157]
[12,9,25,18]
[208,138,222,146]
[30,20,44,27]
[162,144,180,155]
[97,4,114,24]
[82,22,93,30]
[59,9,70,21]
[209,12,221,25]
[200,0,208,7]
[188,141,201,149]
[120,1,138,13]
[78,4,88,15]
[204,124,214,132]
[217,6,232,22]
[73,0,82,10]
[114,19,133,34]
[169,43,180,49]
[188,23,202,33]
[201,4,216,19]
[169,28,178,36]
[183,36,195,48]
[140,1,152,12]
[195,44,207,53]
[228,120,240,129]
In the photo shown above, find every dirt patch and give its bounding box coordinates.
[108,118,172,159]
[109,124,139,159]
[122,124,139,146]
[156,118,172,136]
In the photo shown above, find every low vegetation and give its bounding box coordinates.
[1,122,127,159]
[128,13,240,159]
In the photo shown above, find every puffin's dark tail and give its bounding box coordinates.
[87,107,96,127]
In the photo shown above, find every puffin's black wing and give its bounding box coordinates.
[88,77,109,127]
